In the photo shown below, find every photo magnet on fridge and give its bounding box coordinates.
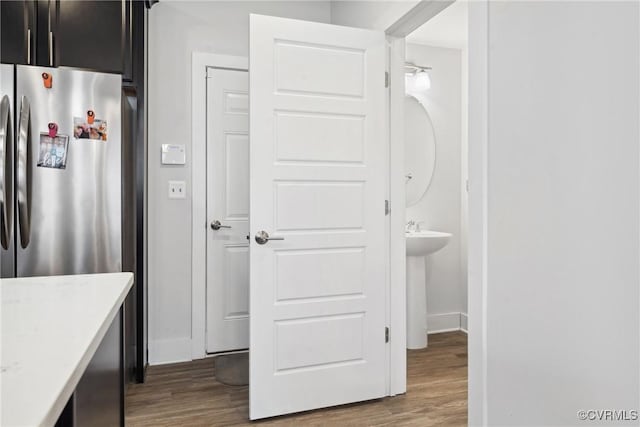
[73,117,108,141]
[37,133,69,169]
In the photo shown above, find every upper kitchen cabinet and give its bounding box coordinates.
[0,1,35,65]
[1,0,133,81]
[53,0,133,80]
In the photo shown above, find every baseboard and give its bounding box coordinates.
[427,312,469,334]
[427,312,462,334]
[149,337,192,365]
[460,312,468,333]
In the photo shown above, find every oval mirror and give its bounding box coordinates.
[404,95,436,206]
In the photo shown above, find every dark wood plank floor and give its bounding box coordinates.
[126,332,467,426]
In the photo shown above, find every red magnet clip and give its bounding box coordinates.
[87,110,95,124]
[48,122,58,138]
[42,72,52,89]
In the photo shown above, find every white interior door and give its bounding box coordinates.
[249,14,388,419]
[206,67,250,353]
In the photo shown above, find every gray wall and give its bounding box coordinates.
[469,1,640,424]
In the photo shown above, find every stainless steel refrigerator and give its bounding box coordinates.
[0,64,121,278]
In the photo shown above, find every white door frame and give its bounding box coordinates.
[466,2,489,424]
[386,35,408,396]
[191,52,248,360]
[386,0,489,423]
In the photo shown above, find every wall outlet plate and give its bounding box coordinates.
[168,180,186,199]
[162,144,186,165]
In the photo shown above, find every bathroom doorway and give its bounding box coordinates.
[388,0,470,419]
[401,0,469,347]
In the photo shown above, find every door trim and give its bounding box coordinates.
[465,3,489,424]
[191,52,248,360]
[385,35,407,397]
[386,0,490,421]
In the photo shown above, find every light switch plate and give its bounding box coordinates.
[168,181,186,199]
[162,144,186,165]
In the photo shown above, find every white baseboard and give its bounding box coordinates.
[427,312,469,334]
[149,337,192,365]
[427,312,462,333]
[460,312,468,333]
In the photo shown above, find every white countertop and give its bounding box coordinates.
[1,273,134,427]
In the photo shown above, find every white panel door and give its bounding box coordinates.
[206,67,250,353]
[249,14,388,419]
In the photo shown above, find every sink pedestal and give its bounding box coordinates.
[406,255,428,349]
[405,230,452,350]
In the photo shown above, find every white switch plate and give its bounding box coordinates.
[168,181,186,199]
[162,144,186,165]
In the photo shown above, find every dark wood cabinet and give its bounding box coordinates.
[1,0,133,80]
[55,308,125,427]
[53,0,132,79]
[0,1,35,65]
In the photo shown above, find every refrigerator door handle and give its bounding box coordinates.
[17,96,31,248]
[0,95,13,250]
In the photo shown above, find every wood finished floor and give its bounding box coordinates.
[126,332,467,426]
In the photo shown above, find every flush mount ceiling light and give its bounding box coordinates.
[405,62,432,93]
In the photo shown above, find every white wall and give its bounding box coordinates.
[469,1,639,424]
[147,0,331,365]
[405,43,467,332]
[330,0,419,30]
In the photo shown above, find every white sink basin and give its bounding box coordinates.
[406,230,452,256]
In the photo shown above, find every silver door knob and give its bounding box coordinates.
[255,230,284,245]
[211,220,231,230]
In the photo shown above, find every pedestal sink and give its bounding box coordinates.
[406,230,452,349]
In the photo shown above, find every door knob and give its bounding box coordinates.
[211,220,231,230]
[255,231,284,245]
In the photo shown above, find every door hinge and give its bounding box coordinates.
[384,71,390,88]
[385,199,390,216]
[385,327,390,343]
